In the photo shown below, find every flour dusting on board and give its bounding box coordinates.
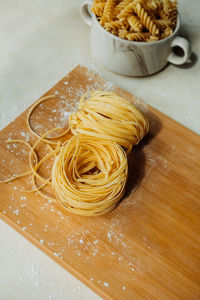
[0,66,152,297]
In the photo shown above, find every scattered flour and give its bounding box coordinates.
[1,68,140,298]
[13,209,19,215]
[104,282,109,288]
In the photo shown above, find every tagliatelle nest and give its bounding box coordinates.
[0,90,149,216]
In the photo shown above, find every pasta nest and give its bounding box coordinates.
[69,91,149,154]
[52,135,128,216]
[1,91,149,216]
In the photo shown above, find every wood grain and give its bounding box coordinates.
[0,65,200,300]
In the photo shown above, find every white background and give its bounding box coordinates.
[0,0,200,299]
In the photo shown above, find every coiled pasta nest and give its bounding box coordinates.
[52,135,128,216]
[69,91,149,154]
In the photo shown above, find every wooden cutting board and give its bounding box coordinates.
[0,65,200,300]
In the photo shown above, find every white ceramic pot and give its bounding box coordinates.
[80,1,191,76]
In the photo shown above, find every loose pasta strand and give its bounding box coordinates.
[0,140,38,183]
[27,95,70,145]
[1,89,149,216]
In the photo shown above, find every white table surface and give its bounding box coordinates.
[0,1,199,299]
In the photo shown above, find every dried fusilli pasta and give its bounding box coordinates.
[168,1,178,28]
[133,3,159,36]
[128,15,143,32]
[146,35,159,41]
[161,26,173,39]
[104,20,125,35]
[163,0,172,13]
[146,0,158,11]
[154,18,169,29]
[91,2,105,17]
[101,0,116,23]
[114,0,133,16]
[117,0,144,19]
[126,32,150,41]
[118,28,128,38]
[91,0,178,42]
[117,2,136,19]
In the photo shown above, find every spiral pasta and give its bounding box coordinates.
[128,15,143,32]
[158,7,169,21]
[154,18,169,30]
[168,2,178,28]
[117,1,136,19]
[118,28,128,38]
[126,32,150,41]
[69,91,149,154]
[101,0,116,23]
[91,0,178,41]
[114,0,133,16]
[134,3,159,36]
[163,0,172,13]
[91,2,105,17]
[104,20,126,34]
[146,0,158,11]
[161,26,173,39]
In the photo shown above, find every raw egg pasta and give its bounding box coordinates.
[1,90,149,216]
[27,95,70,145]
[69,90,149,154]
[52,135,128,216]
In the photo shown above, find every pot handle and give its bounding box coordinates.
[167,36,191,65]
[80,1,93,27]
